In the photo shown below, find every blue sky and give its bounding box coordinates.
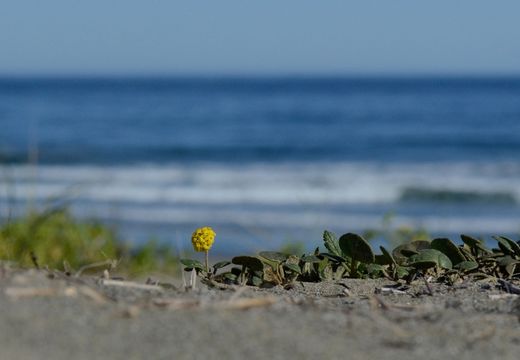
[1,0,520,75]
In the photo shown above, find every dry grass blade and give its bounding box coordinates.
[75,259,118,277]
[190,269,197,290]
[466,324,496,347]
[489,294,518,300]
[5,284,110,304]
[368,296,413,346]
[201,278,236,290]
[152,296,277,311]
[217,297,277,310]
[78,285,110,305]
[228,286,247,302]
[380,287,407,295]
[370,295,391,311]
[101,279,164,292]
[370,294,425,313]
[153,298,200,310]
[5,286,57,299]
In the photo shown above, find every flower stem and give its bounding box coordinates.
[205,250,209,273]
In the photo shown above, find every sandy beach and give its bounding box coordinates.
[1,266,519,360]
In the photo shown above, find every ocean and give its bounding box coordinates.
[1,77,520,254]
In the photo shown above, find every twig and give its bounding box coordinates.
[423,276,433,296]
[498,279,520,295]
[29,252,40,270]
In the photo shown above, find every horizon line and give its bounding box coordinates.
[1,71,520,80]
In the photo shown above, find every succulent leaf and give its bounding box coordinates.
[409,249,452,270]
[232,256,264,271]
[431,238,466,265]
[338,233,375,264]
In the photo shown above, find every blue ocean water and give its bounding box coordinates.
[1,77,520,253]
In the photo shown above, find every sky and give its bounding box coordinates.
[1,0,520,76]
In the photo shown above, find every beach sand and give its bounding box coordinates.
[1,267,519,360]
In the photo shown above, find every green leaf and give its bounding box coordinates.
[232,256,264,271]
[319,252,346,263]
[460,234,481,247]
[283,263,302,274]
[459,246,476,262]
[319,262,334,281]
[497,255,519,276]
[460,234,490,253]
[454,260,479,272]
[231,267,243,276]
[431,238,466,265]
[366,263,385,277]
[379,246,396,265]
[374,254,388,266]
[408,249,452,270]
[323,230,342,257]
[497,255,519,267]
[223,272,238,282]
[392,240,431,263]
[410,240,432,251]
[250,276,263,287]
[258,251,288,262]
[494,236,520,257]
[338,233,375,264]
[301,255,322,263]
[494,236,515,256]
[212,260,231,270]
[180,259,205,271]
[395,265,410,278]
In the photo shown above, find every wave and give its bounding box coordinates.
[2,161,520,245]
[2,161,520,206]
[399,187,517,204]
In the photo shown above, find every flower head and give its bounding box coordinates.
[191,226,216,252]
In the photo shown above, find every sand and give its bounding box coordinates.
[1,266,519,360]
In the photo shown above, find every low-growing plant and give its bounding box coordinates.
[182,227,520,288]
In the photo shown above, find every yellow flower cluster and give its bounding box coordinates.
[191,226,216,252]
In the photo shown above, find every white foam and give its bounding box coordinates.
[2,161,520,205]
[2,161,520,239]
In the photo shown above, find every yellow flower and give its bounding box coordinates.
[191,226,216,252]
